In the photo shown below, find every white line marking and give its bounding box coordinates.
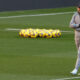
[4,28,73,33]
[0,12,75,19]
[51,77,80,80]
[5,28,21,31]
[61,31,73,32]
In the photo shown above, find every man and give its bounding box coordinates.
[70,3,80,75]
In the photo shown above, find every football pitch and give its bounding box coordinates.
[0,7,80,80]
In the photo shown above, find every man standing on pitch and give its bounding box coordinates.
[70,3,80,75]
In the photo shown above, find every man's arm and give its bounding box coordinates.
[70,14,80,29]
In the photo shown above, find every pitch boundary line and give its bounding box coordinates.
[0,12,75,19]
[5,28,21,31]
[4,28,73,33]
[51,77,80,80]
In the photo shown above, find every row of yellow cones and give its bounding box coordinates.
[19,28,61,38]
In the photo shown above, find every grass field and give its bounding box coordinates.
[0,7,80,80]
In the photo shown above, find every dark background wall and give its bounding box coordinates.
[0,0,80,11]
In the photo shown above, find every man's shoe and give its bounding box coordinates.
[70,69,78,75]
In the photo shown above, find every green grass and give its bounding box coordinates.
[0,6,76,16]
[0,7,79,80]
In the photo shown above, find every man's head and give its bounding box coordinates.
[77,3,80,14]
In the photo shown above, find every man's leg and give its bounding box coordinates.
[71,31,80,75]
[75,47,80,69]
[71,47,80,75]
[75,31,80,71]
